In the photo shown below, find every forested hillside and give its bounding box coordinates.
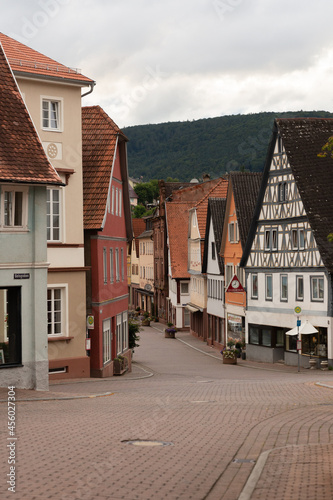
[123,111,333,182]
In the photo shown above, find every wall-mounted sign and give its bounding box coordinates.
[87,315,94,329]
[14,273,30,280]
[226,275,244,293]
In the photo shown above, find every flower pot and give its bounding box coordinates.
[142,320,150,326]
[165,329,176,338]
[222,356,237,365]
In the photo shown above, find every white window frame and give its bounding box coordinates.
[228,222,235,243]
[0,186,28,231]
[116,314,122,355]
[265,228,278,251]
[47,285,68,337]
[296,275,304,301]
[180,282,189,295]
[103,247,107,284]
[265,274,273,301]
[311,276,324,302]
[47,187,62,241]
[111,186,115,215]
[121,248,124,281]
[122,311,128,351]
[41,96,63,132]
[225,263,234,288]
[184,308,190,327]
[280,274,288,302]
[110,248,114,283]
[115,248,120,282]
[119,189,122,217]
[116,188,119,216]
[103,318,112,365]
[251,273,258,299]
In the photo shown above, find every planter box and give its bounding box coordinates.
[142,320,150,326]
[165,330,176,339]
[222,355,237,365]
[113,357,128,375]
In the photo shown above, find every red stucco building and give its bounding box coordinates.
[82,106,133,377]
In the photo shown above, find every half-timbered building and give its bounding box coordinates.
[241,118,333,367]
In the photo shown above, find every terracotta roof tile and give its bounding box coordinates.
[0,32,93,85]
[194,178,228,237]
[82,105,127,230]
[0,44,62,185]
[166,201,193,279]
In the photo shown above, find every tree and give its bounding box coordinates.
[134,179,159,205]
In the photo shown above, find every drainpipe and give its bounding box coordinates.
[81,82,96,98]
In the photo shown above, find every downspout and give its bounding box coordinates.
[81,82,96,98]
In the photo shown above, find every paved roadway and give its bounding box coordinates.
[1,323,333,500]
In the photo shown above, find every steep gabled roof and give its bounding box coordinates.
[241,118,333,271]
[231,172,262,249]
[202,198,227,274]
[171,178,220,203]
[192,177,228,238]
[166,201,193,279]
[132,218,146,257]
[0,32,94,86]
[82,105,131,234]
[0,44,62,186]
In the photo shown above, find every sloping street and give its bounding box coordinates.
[1,324,333,500]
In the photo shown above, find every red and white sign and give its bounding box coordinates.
[226,274,245,293]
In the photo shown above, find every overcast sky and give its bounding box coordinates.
[2,0,333,127]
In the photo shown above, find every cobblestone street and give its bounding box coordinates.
[1,324,333,500]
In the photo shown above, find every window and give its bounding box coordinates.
[116,188,119,216]
[236,265,244,286]
[119,189,122,217]
[110,249,114,283]
[184,308,190,327]
[121,248,124,281]
[228,221,239,243]
[265,274,273,301]
[116,314,122,355]
[249,324,287,348]
[111,186,115,214]
[47,188,61,241]
[103,248,107,284]
[280,274,288,301]
[278,182,287,202]
[296,275,303,301]
[211,242,216,260]
[47,287,65,336]
[311,276,324,302]
[251,273,258,299]
[180,282,189,295]
[265,228,278,251]
[115,248,120,282]
[42,98,61,130]
[103,319,112,365]
[225,264,234,287]
[291,229,305,250]
[122,312,128,351]
[1,187,28,230]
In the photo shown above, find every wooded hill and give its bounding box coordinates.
[123,111,333,182]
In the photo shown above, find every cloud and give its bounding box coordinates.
[2,0,333,125]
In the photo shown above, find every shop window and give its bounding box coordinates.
[301,328,327,357]
[248,324,286,348]
[103,319,112,365]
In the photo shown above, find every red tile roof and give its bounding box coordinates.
[132,218,146,256]
[0,44,62,185]
[166,201,193,279]
[0,32,94,85]
[82,105,127,230]
[193,178,228,238]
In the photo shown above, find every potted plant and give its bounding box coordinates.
[221,348,238,365]
[129,318,141,355]
[142,312,151,326]
[165,322,177,338]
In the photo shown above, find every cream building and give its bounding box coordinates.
[0,33,95,379]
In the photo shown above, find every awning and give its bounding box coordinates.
[185,304,203,313]
[285,320,318,336]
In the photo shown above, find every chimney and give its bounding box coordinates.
[202,173,210,182]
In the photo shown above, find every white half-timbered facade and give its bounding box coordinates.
[241,118,333,367]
